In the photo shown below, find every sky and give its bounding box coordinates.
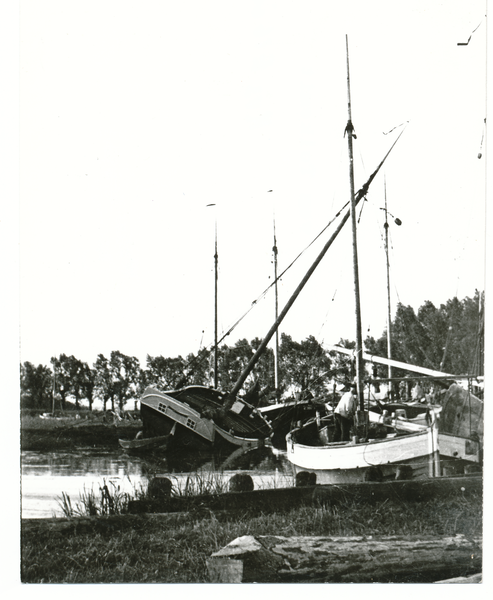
[16,0,488,371]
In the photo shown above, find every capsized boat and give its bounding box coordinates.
[286,37,441,483]
[140,385,273,451]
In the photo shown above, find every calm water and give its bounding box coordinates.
[21,445,295,518]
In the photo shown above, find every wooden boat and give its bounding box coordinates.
[118,433,171,452]
[368,388,483,470]
[328,322,484,471]
[140,385,273,451]
[139,200,274,451]
[287,412,440,483]
[286,37,441,483]
[259,398,319,449]
[139,38,405,456]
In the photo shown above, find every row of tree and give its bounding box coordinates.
[20,292,484,412]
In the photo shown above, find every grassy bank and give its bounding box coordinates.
[21,412,143,451]
[21,491,482,583]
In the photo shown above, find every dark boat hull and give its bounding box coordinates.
[259,400,319,449]
[140,385,272,451]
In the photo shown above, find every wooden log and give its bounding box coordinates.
[207,534,482,583]
[435,573,482,583]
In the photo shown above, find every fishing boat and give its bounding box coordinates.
[139,199,275,451]
[286,37,442,483]
[138,37,418,457]
[140,385,273,451]
[329,345,484,470]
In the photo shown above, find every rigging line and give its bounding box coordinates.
[478,117,486,159]
[457,17,484,45]
[214,201,356,345]
[383,120,410,135]
[194,132,408,384]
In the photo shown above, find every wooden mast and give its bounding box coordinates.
[345,35,365,414]
[223,70,404,409]
[273,218,280,401]
[214,216,218,388]
[383,178,393,394]
[224,136,403,408]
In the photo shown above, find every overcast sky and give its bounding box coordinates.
[18,0,487,370]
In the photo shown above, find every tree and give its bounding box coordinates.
[217,339,256,390]
[144,354,186,389]
[93,354,114,412]
[79,363,96,411]
[279,334,333,399]
[50,354,72,410]
[364,292,484,378]
[60,355,87,409]
[20,362,52,409]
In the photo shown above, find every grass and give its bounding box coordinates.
[57,479,145,517]
[21,412,143,450]
[55,469,298,518]
[22,488,482,583]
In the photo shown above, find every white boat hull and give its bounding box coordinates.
[286,428,438,484]
[369,409,482,465]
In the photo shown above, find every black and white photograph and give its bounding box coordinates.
[11,0,488,587]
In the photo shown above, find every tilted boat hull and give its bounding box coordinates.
[140,385,272,451]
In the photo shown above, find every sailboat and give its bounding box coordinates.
[328,345,483,471]
[139,39,410,456]
[285,37,441,484]
[139,206,273,451]
[361,180,483,471]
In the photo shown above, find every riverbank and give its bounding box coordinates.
[21,412,143,451]
[21,490,482,583]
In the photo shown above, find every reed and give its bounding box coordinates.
[172,470,229,497]
[57,480,134,517]
[22,490,482,583]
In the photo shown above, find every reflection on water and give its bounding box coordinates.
[21,445,294,519]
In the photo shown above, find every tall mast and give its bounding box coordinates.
[273,218,280,401]
[214,216,218,388]
[52,362,56,415]
[224,132,404,407]
[383,178,393,393]
[345,35,365,413]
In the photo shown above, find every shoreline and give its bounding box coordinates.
[21,414,143,451]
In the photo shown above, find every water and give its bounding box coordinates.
[21,445,295,518]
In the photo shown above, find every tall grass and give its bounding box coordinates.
[57,468,295,517]
[23,490,482,583]
[57,479,140,517]
[172,470,229,497]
